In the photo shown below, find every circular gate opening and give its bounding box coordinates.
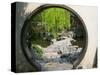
[21,5,88,71]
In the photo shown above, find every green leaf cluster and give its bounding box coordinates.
[31,7,71,38]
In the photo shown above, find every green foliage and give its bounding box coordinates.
[32,44,43,59]
[32,38,50,47]
[41,8,71,38]
[30,7,71,38]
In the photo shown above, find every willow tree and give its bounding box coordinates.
[31,7,71,38]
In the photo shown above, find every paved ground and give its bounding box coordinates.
[42,62,73,71]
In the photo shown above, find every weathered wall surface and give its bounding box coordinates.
[16,2,42,72]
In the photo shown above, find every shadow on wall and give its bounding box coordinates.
[16,3,38,72]
[93,49,97,68]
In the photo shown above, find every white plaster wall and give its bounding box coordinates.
[68,5,98,68]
